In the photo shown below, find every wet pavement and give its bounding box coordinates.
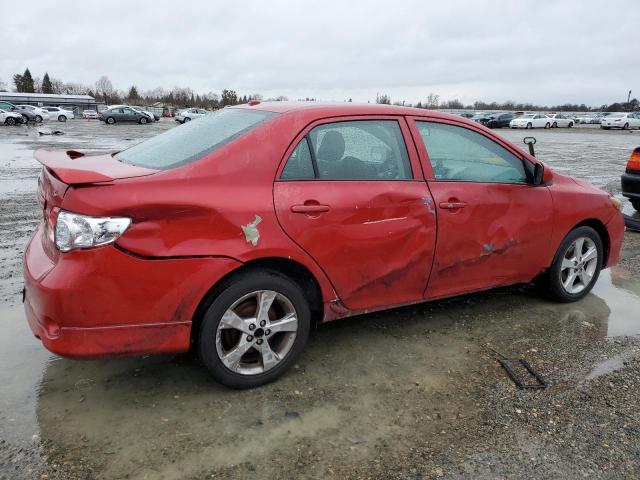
[1,119,640,479]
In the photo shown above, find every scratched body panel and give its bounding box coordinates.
[425,182,553,299]
[274,181,436,310]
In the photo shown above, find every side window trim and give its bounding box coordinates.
[305,134,320,178]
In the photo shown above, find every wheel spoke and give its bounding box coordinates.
[563,270,577,292]
[220,310,251,334]
[573,238,585,260]
[561,257,575,270]
[582,247,597,263]
[256,291,277,324]
[256,340,281,371]
[221,338,253,371]
[579,270,592,286]
[269,312,298,333]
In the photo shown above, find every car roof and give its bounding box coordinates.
[233,101,460,119]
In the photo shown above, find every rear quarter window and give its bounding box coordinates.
[115,108,277,169]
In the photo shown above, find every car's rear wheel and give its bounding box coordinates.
[58,115,67,122]
[198,270,311,388]
[568,122,574,128]
[631,200,640,212]
[544,226,603,302]
[545,123,551,129]
[526,123,532,129]
[139,117,148,124]
[5,117,16,126]
[552,122,558,128]
[35,115,43,122]
[106,116,115,125]
[623,123,630,130]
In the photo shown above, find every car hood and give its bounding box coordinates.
[34,149,158,185]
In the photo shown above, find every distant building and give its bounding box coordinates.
[0,92,105,113]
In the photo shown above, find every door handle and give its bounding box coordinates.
[291,204,330,214]
[439,201,467,210]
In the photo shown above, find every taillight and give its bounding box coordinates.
[627,147,640,171]
[45,207,59,244]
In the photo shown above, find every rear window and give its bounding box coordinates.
[115,108,277,169]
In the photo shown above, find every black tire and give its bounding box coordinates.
[545,123,551,129]
[5,117,16,126]
[631,200,640,212]
[552,122,558,128]
[106,116,115,125]
[601,126,610,130]
[526,123,532,129]
[623,123,630,130]
[568,122,574,128]
[198,270,311,388]
[544,226,603,303]
[139,116,148,124]
[183,116,191,122]
[58,115,67,122]
[35,115,43,122]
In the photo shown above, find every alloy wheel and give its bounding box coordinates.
[215,290,298,375]
[559,236,598,294]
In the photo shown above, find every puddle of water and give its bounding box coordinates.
[592,268,640,337]
[0,305,52,442]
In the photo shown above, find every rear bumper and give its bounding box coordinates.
[23,223,242,358]
[622,172,640,200]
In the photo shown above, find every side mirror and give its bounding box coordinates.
[533,162,544,185]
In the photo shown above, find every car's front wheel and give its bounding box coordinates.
[139,116,148,124]
[545,122,551,129]
[623,123,630,130]
[5,117,16,126]
[526,123,532,129]
[198,270,311,388]
[183,116,191,122]
[552,122,558,128]
[58,115,67,122]
[35,115,43,122]
[106,116,115,125]
[544,226,603,302]
[568,122,574,128]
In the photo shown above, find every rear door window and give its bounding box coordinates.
[116,108,277,169]
[416,121,527,184]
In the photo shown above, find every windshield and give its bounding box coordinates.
[115,108,277,169]
[522,114,535,118]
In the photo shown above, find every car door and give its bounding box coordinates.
[273,116,437,311]
[408,117,553,300]
[122,107,137,122]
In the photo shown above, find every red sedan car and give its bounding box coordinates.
[24,102,624,388]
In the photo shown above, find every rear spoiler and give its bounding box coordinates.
[34,149,157,185]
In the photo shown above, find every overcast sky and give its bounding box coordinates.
[2,0,639,106]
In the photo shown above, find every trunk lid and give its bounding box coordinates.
[34,149,158,185]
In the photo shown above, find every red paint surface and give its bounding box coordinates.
[24,103,625,358]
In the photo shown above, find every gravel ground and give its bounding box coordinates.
[0,119,639,479]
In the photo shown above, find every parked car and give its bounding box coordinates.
[482,113,514,129]
[99,106,153,124]
[133,107,159,121]
[457,112,475,119]
[24,103,624,388]
[622,147,640,211]
[0,108,24,125]
[176,108,208,123]
[510,113,551,129]
[547,113,574,128]
[82,110,99,119]
[0,101,38,123]
[600,112,640,130]
[43,107,74,122]
[14,105,49,122]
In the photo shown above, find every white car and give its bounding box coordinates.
[176,108,208,123]
[547,113,574,128]
[510,113,552,129]
[0,109,24,125]
[600,112,640,130]
[43,107,75,122]
[14,105,50,122]
[82,110,100,119]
